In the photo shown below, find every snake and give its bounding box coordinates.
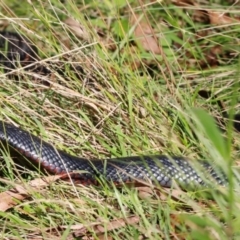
[0,121,228,188]
[0,32,230,188]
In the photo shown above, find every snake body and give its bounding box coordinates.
[0,121,228,188]
[0,32,38,71]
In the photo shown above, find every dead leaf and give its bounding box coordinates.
[208,11,240,25]
[199,45,226,69]
[172,0,195,6]
[65,17,90,41]
[0,175,62,211]
[72,216,140,237]
[0,19,9,30]
[131,14,162,54]
[95,216,140,232]
[193,10,210,24]
[137,186,155,199]
[48,216,139,238]
[98,36,117,51]
[171,1,240,26]
[97,235,113,240]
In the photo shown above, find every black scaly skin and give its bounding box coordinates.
[0,31,86,79]
[0,121,227,188]
[0,31,51,76]
[0,31,39,70]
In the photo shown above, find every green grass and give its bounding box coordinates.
[0,0,240,239]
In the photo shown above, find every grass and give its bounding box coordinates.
[0,0,240,239]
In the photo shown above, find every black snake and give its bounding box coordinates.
[0,121,228,187]
[0,32,231,188]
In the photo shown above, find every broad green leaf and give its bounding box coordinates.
[112,19,130,38]
[192,108,228,159]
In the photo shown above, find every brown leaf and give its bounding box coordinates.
[208,11,240,25]
[199,45,225,69]
[73,216,140,237]
[172,0,195,6]
[97,235,113,240]
[193,10,210,24]
[136,184,186,202]
[65,17,90,41]
[98,37,117,51]
[171,1,240,26]
[95,216,140,232]
[137,186,155,199]
[131,14,162,54]
[0,175,62,211]
[0,19,9,30]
